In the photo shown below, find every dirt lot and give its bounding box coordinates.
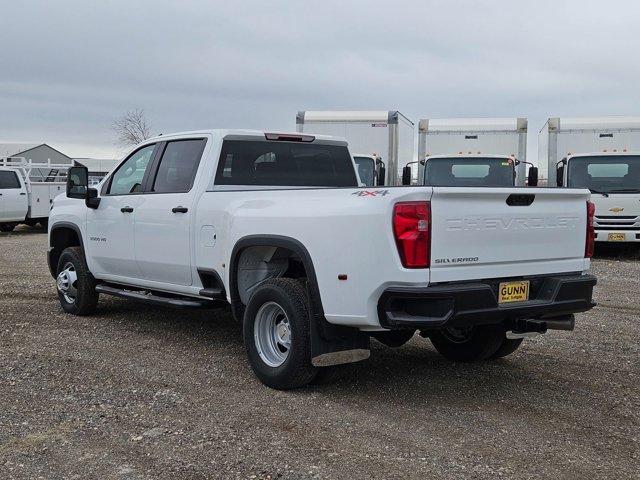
[1,228,638,479]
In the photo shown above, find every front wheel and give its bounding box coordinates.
[428,325,506,361]
[56,246,99,315]
[243,278,317,390]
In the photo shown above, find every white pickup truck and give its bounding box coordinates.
[48,130,597,389]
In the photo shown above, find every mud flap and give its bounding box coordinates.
[306,283,370,367]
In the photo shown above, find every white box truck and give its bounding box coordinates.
[540,116,640,243]
[296,111,414,186]
[407,118,534,187]
[0,158,69,232]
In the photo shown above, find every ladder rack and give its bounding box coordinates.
[0,157,71,184]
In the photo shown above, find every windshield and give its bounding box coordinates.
[567,155,640,193]
[353,156,376,187]
[423,157,515,187]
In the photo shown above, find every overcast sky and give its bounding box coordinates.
[2,0,639,161]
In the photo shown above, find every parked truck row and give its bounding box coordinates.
[4,114,638,244]
[296,111,639,243]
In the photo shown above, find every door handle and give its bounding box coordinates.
[20,192,26,196]
[121,206,134,213]
[172,206,188,213]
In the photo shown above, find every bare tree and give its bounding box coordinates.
[112,109,152,147]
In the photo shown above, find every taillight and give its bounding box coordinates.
[393,201,431,268]
[585,201,595,258]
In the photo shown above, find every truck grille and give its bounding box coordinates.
[594,215,639,231]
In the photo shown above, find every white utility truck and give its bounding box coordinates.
[405,118,536,187]
[540,117,640,243]
[296,111,414,186]
[48,130,596,389]
[0,158,69,232]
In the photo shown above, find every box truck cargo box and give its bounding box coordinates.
[414,118,530,187]
[296,111,414,186]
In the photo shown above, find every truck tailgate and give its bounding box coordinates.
[429,188,590,283]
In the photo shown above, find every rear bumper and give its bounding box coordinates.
[377,273,597,330]
[595,230,640,242]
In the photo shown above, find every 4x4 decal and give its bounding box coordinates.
[352,190,390,197]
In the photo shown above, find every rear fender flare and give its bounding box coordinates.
[229,234,325,318]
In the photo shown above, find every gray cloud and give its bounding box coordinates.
[1,0,639,159]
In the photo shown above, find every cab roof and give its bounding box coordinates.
[144,129,347,145]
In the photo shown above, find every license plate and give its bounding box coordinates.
[608,233,626,242]
[498,280,530,304]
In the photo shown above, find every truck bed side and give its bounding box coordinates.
[195,187,431,328]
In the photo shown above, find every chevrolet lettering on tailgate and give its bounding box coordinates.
[446,216,580,231]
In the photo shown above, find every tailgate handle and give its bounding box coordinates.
[506,194,535,206]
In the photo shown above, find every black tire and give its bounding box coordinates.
[243,278,317,390]
[56,246,99,315]
[489,337,523,359]
[429,325,505,361]
[0,223,16,232]
[371,330,415,348]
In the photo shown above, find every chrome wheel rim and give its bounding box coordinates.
[57,262,78,304]
[254,302,291,367]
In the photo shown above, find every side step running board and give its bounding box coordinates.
[198,287,225,299]
[95,284,212,308]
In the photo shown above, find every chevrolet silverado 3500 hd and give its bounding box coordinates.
[48,130,596,389]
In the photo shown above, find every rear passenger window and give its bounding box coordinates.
[215,140,358,187]
[152,139,206,193]
[0,171,21,189]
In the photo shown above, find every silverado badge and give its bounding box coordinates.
[609,207,624,213]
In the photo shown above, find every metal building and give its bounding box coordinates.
[0,143,73,165]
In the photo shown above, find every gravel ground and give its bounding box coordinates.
[1,228,638,479]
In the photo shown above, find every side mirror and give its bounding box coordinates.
[67,166,88,198]
[527,167,539,187]
[402,166,412,186]
[556,165,565,187]
[67,166,100,209]
[377,165,386,186]
[86,187,100,209]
